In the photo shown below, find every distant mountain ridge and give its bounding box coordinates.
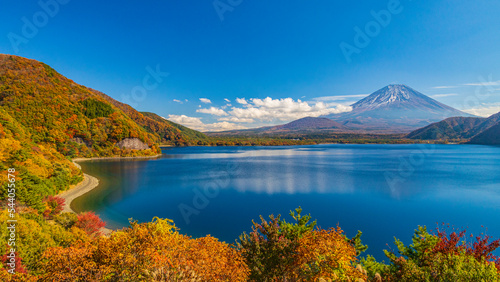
[407,111,500,144]
[469,121,500,145]
[406,117,486,140]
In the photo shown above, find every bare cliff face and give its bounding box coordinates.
[115,138,150,150]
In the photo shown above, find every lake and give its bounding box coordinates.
[72,144,500,260]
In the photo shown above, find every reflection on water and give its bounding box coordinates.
[73,144,500,260]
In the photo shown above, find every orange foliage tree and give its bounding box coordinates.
[40,218,249,281]
[237,208,366,281]
[293,227,366,281]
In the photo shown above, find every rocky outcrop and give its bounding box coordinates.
[70,137,92,148]
[115,138,150,150]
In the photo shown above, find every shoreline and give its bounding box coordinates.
[71,153,163,162]
[58,153,163,235]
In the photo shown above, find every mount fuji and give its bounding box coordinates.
[323,84,475,133]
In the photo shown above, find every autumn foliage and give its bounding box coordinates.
[42,196,65,218]
[433,225,500,268]
[294,227,366,281]
[0,206,499,281]
[1,251,27,275]
[74,211,106,237]
[368,225,500,281]
[237,208,367,281]
[40,218,249,281]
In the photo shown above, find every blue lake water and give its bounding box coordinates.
[73,144,500,260]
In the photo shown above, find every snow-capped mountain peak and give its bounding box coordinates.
[322,84,475,132]
[351,84,422,110]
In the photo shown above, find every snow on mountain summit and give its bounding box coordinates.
[351,84,434,110]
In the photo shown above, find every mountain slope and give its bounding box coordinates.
[0,54,162,157]
[350,84,463,113]
[407,111,500,142]
[0,97,82,210]
[471,111,500,134]
[141,112,208,142]
[468,121,500,145]
[325,85,474,133]
[406,117,486,140]
[89,88,207,145]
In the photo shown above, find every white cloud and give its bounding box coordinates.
[224,98,231,102]
[431,93,459,98]
[199,98,212,104]
[432,86,457,89]
[314,94,368,102]
[219,117,255,123]
[171,96,352,131]
[173,99,183,104]
[167,115,203,128]
[236,98,248,105]
[167,114,247,132]
[196,107,228,116]
[463,80,500,87]
[228,97,352,122]
[204,122,248,132]
[462,103,500,117]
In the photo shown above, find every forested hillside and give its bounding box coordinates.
[141,111,209,143]
[0,54,166,211]
[91,89,209,146]
[0,54,161,157]
[0,106,82,211]
[407,112,500,144]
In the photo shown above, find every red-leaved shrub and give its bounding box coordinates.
[43,196,65,218]
[432,224,500,271]
[75,212,106,237]
[1,249,27,274]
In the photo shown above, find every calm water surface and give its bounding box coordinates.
[73,144,500,259]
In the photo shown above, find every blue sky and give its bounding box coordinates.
[2,0,500,131]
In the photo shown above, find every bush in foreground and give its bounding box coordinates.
[237,207,367,281]
[2,208,500,281]
[74,211,106,237]
[363,225,500,281]
[40,218,249,281]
